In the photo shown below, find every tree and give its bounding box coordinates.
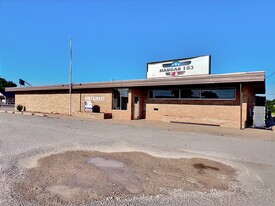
[0,77,17,92]
[266,99,275,113]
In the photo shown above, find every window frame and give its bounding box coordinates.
[112,88,129,110]
[200,88,236,100]
[148,87,236,101]
[149,89,180,99]
[180,88,201,99]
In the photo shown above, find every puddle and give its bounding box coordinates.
[87,157,125,169]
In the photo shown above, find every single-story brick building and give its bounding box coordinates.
[0,91,15,105]
[5,56,266,129]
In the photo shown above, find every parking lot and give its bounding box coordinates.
[0,113,275,205]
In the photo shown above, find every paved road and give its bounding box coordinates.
[0,113,275,205]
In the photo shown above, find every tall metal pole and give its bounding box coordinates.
[69,38,72,116]
[240,83,243,130]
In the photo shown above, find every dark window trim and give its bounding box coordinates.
[148,87,236,100]
[200,87,236,100]
[180,88,201,99]
[112,88,129,110]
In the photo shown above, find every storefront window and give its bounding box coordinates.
[149,88,236,100]
[149,90,179,99]
[201,88,235,99]
[112,88,128,110]
[181,89,200,99]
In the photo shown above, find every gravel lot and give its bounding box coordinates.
[0,113,275,205]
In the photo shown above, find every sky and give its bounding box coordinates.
[0,0,274,99]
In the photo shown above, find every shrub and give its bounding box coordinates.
[16,104,23,111]
[92,105,100,113]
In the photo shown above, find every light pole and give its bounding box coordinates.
[69,38,72,116]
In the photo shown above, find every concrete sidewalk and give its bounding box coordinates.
[2,109,275,138]
[0,105,14,111]
[105,119,275,139]
[46,113,275,139]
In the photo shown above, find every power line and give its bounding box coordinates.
[266,72,275,78]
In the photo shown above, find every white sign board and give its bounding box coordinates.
[147,55,211,78]
[84,101,93,111]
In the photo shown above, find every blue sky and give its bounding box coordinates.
[0,0,274,99]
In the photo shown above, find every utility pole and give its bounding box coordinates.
[69,38,72,116]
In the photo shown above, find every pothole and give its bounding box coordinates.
[15,151,237,205]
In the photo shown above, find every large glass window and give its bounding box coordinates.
[148,88,236,100]
[149,89,179,99]
[181,89,200,99]
[112,88,128,110]
[201,88,235,99]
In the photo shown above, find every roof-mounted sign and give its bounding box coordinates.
[147,55,211,78]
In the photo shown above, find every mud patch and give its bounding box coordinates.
[193,163,219,174]
[16,151,236,205]
[86,157,125,168]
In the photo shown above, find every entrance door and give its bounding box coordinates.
[134,96,140,119]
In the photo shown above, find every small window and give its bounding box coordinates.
[112,88,128,110]
[181,89,200,99]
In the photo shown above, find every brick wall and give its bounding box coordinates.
[80,91,112,113]
[14,85,255,128]
[144,86,245,128]
[15,89,133,120]
[145,103,241,128]
[15,93,81,114]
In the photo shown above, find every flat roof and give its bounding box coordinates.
[5,71,265,93]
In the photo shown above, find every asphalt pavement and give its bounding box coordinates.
[0,113,275,205]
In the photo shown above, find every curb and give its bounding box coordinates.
[23,112,34,116]
[0,110,47,117]
[35,113,47,117]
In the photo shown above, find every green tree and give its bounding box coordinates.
[266,99,275,113]
[0,77,17,92]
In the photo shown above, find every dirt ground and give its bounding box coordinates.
[16,151,236,206]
